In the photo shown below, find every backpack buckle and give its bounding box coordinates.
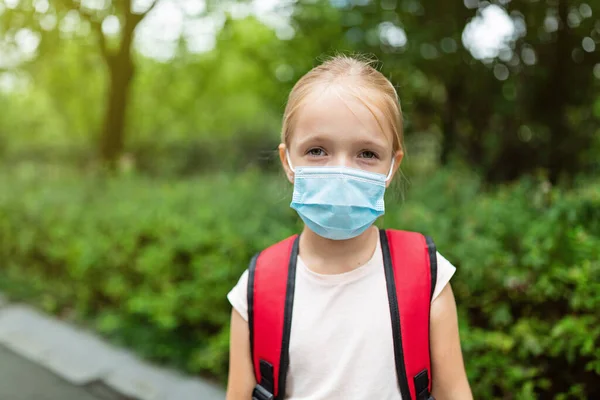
[414,369,433,400]
[252,384,274,400]
[253,360,275,400]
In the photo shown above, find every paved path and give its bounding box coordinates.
[0,345,109,400]
[0,296,226,400]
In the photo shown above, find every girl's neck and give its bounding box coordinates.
[298,225,380,275]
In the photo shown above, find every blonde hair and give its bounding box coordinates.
[281,55,403,153]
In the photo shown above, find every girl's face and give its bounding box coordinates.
[279,86,403,187]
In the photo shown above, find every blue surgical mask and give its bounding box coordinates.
[287,152,394,240]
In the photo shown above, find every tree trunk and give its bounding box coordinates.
[440,83,461,165]
[96,0,151,166]
[546,0,569,183]
[99,57,134,165]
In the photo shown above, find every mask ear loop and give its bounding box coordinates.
[286,149,296,173]
[385,158,395,182]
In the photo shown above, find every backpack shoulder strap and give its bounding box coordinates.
[380,229,437,400]
[247,234,299,400]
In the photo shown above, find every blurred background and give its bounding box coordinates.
[0,0,599,398]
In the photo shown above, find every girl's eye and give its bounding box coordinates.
[307,148,326,157]
[359,150,378,159]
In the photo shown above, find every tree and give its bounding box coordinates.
[288,0,600,182]
[503,0,600,182]
[0,0,160,165]
[77,0,158,165]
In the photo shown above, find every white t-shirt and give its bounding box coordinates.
[227,235,456,400]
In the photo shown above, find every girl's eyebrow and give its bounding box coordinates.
[352,138,390,153]
[295,132,389,150]
[295,133,333,146]
[356,139,387,148]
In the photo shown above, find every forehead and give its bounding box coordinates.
[290,84,394,150]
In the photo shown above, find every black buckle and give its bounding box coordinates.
[253,360,275,400]
[414,369,432,400]
[252,384,274,400]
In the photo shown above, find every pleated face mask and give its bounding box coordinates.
[287,152,394,240]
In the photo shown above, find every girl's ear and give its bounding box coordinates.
[386,149,404,188]
[278,143,294,183]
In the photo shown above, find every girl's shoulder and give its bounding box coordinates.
[227,269,250,321]
[433,251,456,302]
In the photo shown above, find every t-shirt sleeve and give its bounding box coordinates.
[227,269,250,322]
[431,251,456,302]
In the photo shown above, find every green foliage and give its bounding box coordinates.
[0,165,598,398]
[3,0,600,179]
[0,165,297,377]
[127,16,286,174]
[383,170,600,398]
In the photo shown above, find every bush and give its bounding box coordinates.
[0,164,598,398]
[383,170,600,399]
[0,164,299,381]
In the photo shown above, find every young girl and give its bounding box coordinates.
[226,55,472,400]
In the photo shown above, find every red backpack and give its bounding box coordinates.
[248,229,437,400]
